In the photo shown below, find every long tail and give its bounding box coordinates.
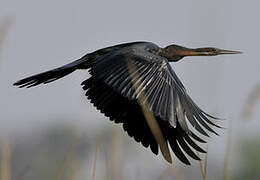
[13,58,87,88]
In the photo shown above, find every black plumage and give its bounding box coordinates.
[14,41,241,165]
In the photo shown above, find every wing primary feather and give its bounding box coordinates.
[193,113,219,135]
[168,89,176,127]
[163,72,172,121]
[157,71,168,119]
[180,95,210,137]
[133,65,155,99]
[150,139,159,155]
[149,74,164,115]
[195,108,223,128]
[189,131,207,143]
[144,73,162,108]
[169,137,191,165]
[128,64,152,97]
[182,133,206,153]
[138,66,159,103]
[121,63,148,98]
[176,95,190,134]
[185,110,209,137]
[165,89,171,122]
[177,137,200,160]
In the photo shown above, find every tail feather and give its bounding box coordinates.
[13,59,86,88]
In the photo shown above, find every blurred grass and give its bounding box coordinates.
[158,164,184,180]
[197,116,220,180]
[56,138,80,180]
[0,112,252,180]
[8,124,89,180]
[234,137,260,179]
[110,129,123,180]
[103,144,110,180]
[204,145,208,177]
[0,16,13,180]
[91,142,98,180]
[223,120,233,180]
[0,16,13,64]
[1,139,11,180]
[17,166,30,180]
[197,149,207,180]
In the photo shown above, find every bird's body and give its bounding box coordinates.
[14,41,241,165]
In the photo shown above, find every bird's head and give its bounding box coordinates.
[162,44,242,62]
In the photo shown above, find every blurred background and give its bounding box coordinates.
[0,0,259,179]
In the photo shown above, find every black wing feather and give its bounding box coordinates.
[83,47,221,164]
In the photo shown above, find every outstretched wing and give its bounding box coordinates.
[82,78,206,165]
[82,47,221,164]
[90,48,220,135]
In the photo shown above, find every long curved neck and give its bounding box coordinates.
[159,47,212,62]
[159,47,192,62]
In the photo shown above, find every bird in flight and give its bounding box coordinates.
[14,42,241,165]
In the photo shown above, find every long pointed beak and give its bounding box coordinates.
[218,49,242,55]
